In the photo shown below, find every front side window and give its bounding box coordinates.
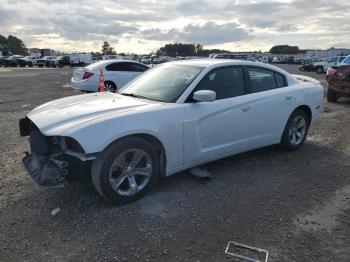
[194,67,245,100]
[119,64,203,102]
[248,68,286,92]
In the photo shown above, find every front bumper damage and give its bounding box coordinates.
[20,117,93,187]
[22,153,68,187]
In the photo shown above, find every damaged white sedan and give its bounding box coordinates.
[19,60,324,204]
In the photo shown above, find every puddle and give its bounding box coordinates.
[295,185,350,232]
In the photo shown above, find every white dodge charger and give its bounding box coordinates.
[19,60,323,203]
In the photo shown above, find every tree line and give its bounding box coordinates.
[155,43,233,57]
[155,43,307,57]
[0,34,307,57]
[0,35,28,55]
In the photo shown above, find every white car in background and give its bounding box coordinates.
[20,60,324,204]
[313,56,346,74]
[71,60,149,92]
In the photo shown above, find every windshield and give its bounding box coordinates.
[343,56,350,64]
[119,64,203,102]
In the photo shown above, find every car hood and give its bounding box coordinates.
[27,92,162,135]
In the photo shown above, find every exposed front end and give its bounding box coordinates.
[19,117,92,187]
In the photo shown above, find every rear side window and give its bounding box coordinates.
[105,62,148,72]
[105,62,127,71]
[128,63,149,72]
[195,67,245,100]
[248,67,286,92]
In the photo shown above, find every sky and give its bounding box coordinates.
[0,0,349,54]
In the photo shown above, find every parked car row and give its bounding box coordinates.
[0,53,95,68]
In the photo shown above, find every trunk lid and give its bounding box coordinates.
[72,68,86,81]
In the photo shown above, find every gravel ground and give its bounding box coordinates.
[0,64,349,262]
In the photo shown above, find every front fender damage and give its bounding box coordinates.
[22,153,68,187]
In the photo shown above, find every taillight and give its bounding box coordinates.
[82,71,94,79]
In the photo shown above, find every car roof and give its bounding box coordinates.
[170,59,266,67]
[86,59,145,69]
[170,59,289,73]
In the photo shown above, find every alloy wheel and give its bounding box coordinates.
[108,149,152,196]
[104,82,116,92]
[288,115,306,146]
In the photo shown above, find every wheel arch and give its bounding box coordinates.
[104,79,116,85]
[104,80,117,91]
[295,105,312,124]
[101,133,167,177]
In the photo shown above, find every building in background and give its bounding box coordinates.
[306,48,350,59]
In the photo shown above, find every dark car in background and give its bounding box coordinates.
[326,62,350,102]
[299,63,315,72]
[51,55,70,67]
[2,55,24,67]
[17,56,38,67]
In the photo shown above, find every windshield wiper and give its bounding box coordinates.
[120,93,150,100]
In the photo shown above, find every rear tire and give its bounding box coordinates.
[327,87,338,102]
[280,109,309,151]
[91,137,160,204]
[104,81,117,92]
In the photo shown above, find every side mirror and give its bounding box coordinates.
[193,90,216,102]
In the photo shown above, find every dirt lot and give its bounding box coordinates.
[0,65,349,262]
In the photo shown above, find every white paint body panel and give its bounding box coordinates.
[27,60,324,176]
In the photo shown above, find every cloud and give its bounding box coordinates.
[0,0,349,52]
[141,22,251,45]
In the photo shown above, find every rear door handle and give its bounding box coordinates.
[285,96,293,100]
[241,105,252,112]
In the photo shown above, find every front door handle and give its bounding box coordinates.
[241,105,252,112]
[285,96,293,100]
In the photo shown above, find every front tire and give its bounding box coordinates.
[280,109,309,151]
[327,87,338,102]
[91,137,160,204]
